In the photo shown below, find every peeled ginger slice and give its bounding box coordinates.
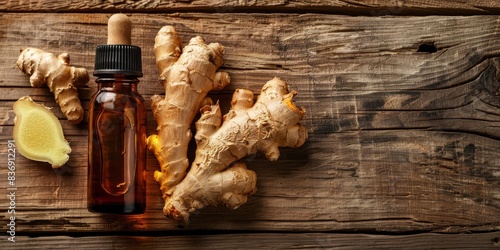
[13,96,71,168]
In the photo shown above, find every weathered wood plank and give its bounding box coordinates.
[4,232,500,250]
[1,13,500,234]
[0,0,500,15]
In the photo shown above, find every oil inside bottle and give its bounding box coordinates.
[88,82,146,214]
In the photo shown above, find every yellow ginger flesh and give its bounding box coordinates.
[13,96,71,168]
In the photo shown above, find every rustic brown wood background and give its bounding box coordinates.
[1,0,500,249]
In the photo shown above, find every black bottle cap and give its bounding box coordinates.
[94,44,143,77]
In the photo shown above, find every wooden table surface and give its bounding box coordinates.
[1,1,500,249]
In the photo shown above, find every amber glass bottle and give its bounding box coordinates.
[87,44,146,214]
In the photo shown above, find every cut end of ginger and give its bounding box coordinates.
[13,96,72,168]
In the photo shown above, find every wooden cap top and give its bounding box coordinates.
[107,14,131,45]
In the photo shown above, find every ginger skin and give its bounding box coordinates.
[13,96,72,168]
[16,48,89,124]
[147,26,230,200]
[166,77,307,223]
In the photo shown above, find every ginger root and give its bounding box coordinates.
[16,48,89,124]
[148,26,307,224]
[166,77,307,223]
[147,26,230,200]
[13,96,72,168]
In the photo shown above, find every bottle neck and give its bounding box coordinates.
[96,75,140,92]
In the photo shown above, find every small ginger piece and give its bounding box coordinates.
[13,96,72,168]
[16,48,89,124]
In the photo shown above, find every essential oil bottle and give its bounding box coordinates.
[88,14,146,214]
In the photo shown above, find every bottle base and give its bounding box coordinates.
[88,204,145,214]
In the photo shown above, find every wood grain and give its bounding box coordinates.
[1,12,500,240]
[0,0,499,15]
